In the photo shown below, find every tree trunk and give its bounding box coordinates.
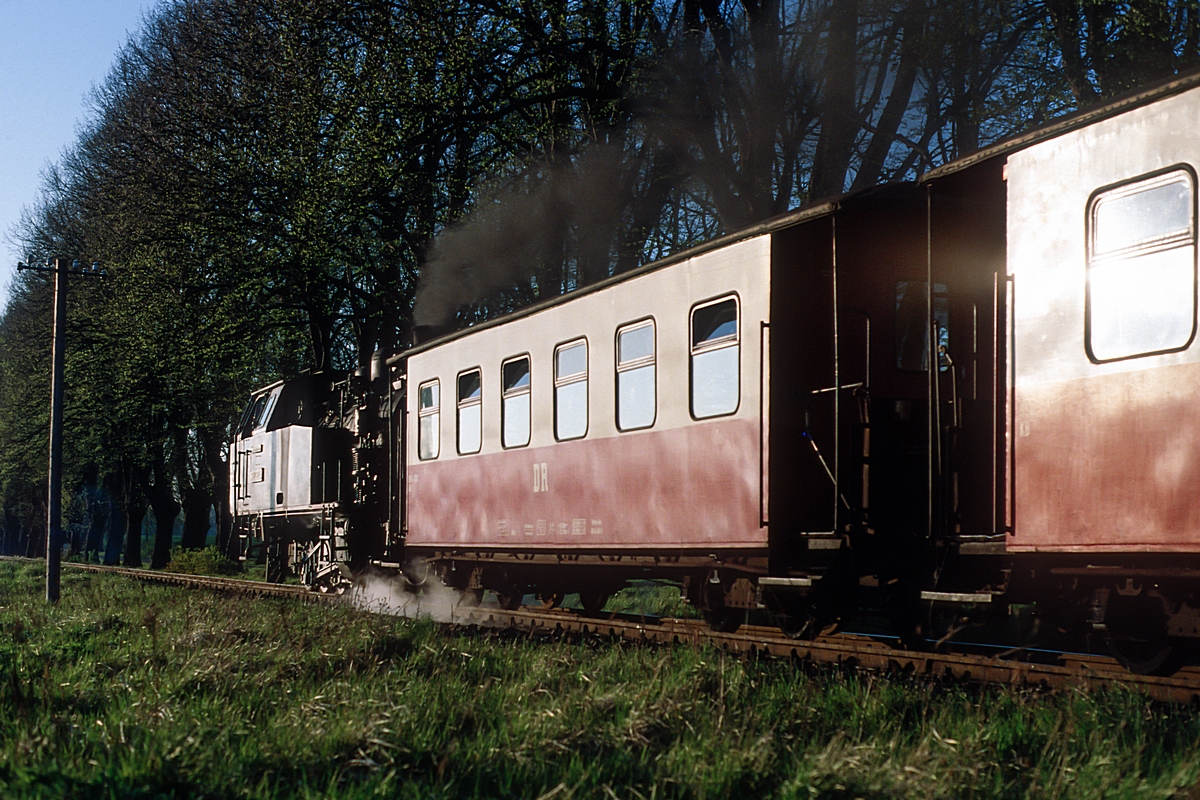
[2,506,17,556]
[180,485,212,550]
[104,493,126,567]
[123,494,147,568]
[85,489,107,561]
[201,428,233,557]
[148,464,181,570]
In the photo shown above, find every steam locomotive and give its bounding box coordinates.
[231,72,1200,675]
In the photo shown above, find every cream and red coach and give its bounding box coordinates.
[394,186,931,629]
[921,72,1200,672]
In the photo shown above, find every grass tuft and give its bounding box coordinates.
[163,546,242,577]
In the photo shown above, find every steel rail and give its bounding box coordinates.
[466,607,1200,704]
[2,556,334,602]
[10,557,1200,702]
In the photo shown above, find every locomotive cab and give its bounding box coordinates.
[230,373,355,588]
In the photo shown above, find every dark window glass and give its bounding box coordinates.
[895,281,949,372]
[457,369,482,454]
[692,300,738,346]
[503,358,531,391]
[418,380,440,460]
[502,356,531,448]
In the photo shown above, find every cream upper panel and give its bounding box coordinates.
[406,235,771,462]
[1007,86,1200,386]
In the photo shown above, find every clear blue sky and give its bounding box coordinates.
[0,0,156,309]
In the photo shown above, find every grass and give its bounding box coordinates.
[2,560,1200,799]
[163,547,243,577]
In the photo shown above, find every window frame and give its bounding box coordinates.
[456,367,483,456]
[615,317,657,431]
[553,337,589,441]
[501,353,532,449]
[1084,164,1199,364]
[250,387,282,434]
[689,294,741,420]
[416,378,441,461]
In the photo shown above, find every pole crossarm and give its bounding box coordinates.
[18,259,107,278]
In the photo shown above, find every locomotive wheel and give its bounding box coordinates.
[317,578,348,596]
[695,572,742,634]
[1103,592,1183,676]
[265,542,286,584]
[578,588,611,615]
[538,592,563,610]
[496,587,525,610]
[773,597,820,640]
[701,607,743,633]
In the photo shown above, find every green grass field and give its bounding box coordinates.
[3,560,1200,799]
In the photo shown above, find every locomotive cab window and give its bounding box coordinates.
[237,394,267,438]
[555,340,588,440]
[255,387,281,431]
[417,380,440,460]
[502,356,531,448]
[1088,168,1197,361]
[691,297,740,418]
[457,369,483,455]
[617,320,656,430]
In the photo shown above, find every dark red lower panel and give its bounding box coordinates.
[407,418,766,550]
[1013,360,1200,552]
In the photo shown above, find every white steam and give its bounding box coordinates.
[349,573,486,625]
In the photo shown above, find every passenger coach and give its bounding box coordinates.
[395,185,945,632]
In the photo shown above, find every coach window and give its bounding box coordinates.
[1088,168,1196,361]
[417,380,440,460]
[502,356,531,448]
[691,296,740,418]
[457,369,483,454]
[617,320,656,430]
[895,281,950,372]
[555,339,588,440]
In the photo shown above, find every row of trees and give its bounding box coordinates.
[0,0,1192,566]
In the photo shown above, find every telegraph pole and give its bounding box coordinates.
[17,258,106,603]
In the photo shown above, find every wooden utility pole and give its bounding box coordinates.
[17,258,106,602]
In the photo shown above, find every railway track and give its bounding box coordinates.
[11,557,1200,703]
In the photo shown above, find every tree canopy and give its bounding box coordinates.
[0,0,1186,562]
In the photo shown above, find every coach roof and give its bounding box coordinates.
[393,182,921,363]
[923,67,1200,184]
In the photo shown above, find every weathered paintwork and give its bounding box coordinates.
[404,236,771,553]
[1013,361,1200,551]
[406,417,761,548]
[1007,85,1200,552]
